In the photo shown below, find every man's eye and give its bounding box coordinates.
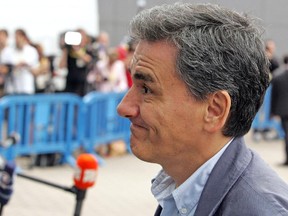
[141,85,151,94]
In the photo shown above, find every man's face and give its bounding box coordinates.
[117,40,206,165]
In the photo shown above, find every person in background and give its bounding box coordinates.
[271,55,288,166]
[117,3,288,215]
[87,48,128,93]
[252,39,280,141]
[122,39,136,88]
[95,31,110,62]
[5,29,39,95]
[266,39,280,76]
[31,43,51,93]
[59,28,93,97]
[0,29,13,97]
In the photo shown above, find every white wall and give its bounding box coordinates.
[0,0,99,56]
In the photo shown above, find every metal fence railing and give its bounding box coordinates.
[0,92,130,165]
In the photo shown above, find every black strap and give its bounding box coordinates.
[154,205,162,216]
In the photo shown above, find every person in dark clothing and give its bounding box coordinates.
[252,39,280,141]
[266,39,279,75]
[271,55,288,165]
[59,29,93,97]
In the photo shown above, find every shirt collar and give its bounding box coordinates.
[151,139,233,215]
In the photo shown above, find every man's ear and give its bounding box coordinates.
[203,90,231,133]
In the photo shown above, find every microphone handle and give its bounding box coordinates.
[74,189,87,216]
[17,172,75,193]
[0,203,4,216]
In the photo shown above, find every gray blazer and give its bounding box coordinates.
[155,137,288,216]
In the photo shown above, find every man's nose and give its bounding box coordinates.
[117,89,139,118]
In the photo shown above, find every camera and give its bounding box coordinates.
[64,31,82,46]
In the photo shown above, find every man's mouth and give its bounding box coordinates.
[131,123,147,130]
[130,120,149,133]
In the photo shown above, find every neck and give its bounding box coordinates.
[162,135,232,187]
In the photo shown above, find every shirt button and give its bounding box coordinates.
[180,208,187,214]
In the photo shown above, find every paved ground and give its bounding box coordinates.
[3,131,288,216]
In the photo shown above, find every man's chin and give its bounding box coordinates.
[130,144,155,163]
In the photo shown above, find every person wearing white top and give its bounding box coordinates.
[5,29,39,95]
[0,29,14,96]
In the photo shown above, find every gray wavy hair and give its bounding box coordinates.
[129,3,270,137]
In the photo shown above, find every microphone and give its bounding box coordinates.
[73,153,98,190]
[73,154,98,216]
[0,161,15,206]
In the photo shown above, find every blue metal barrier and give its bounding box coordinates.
[82,92,130,155]
[251,85,284,138]
[0,92,130,165]
[0,93,84,165]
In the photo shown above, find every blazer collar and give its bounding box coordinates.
[194,137,252,216]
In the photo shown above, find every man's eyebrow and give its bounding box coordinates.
[134,72,154,82]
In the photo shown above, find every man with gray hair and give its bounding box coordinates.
[117,3,288,215]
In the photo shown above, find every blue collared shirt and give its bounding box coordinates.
[151,139,232,216]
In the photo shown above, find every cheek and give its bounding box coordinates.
[138,104,167,142]
[143,106,181,145]
[139,97,204,145]
[162,104,203,141]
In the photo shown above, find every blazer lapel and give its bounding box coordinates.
[195,137,252,216]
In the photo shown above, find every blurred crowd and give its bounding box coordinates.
[251,38,288,165]
[0,28,134,97]
[253,39,283,141]
[265,39,288,166]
